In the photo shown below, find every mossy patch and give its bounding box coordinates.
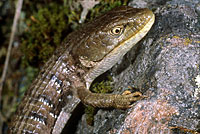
[21,3,81,67]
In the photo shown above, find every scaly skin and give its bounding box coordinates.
[9,6,155,134]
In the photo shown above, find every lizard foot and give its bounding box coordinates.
[114,91,144,109]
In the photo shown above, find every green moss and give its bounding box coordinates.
[21,3,80,67]
[85,105,98,126]
[90,75,113,93]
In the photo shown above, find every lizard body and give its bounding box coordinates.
[9,6,155,134]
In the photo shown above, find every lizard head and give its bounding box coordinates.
[74,6,155,68]
[71,6,155,86]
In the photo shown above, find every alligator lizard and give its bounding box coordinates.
[8,6,155,134]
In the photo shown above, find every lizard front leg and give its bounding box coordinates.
[77,86,143,109]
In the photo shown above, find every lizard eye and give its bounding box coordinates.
[110,25,124,36]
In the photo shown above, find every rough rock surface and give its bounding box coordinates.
[72,0,200,134]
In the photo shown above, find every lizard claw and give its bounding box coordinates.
[114,91,144,109]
